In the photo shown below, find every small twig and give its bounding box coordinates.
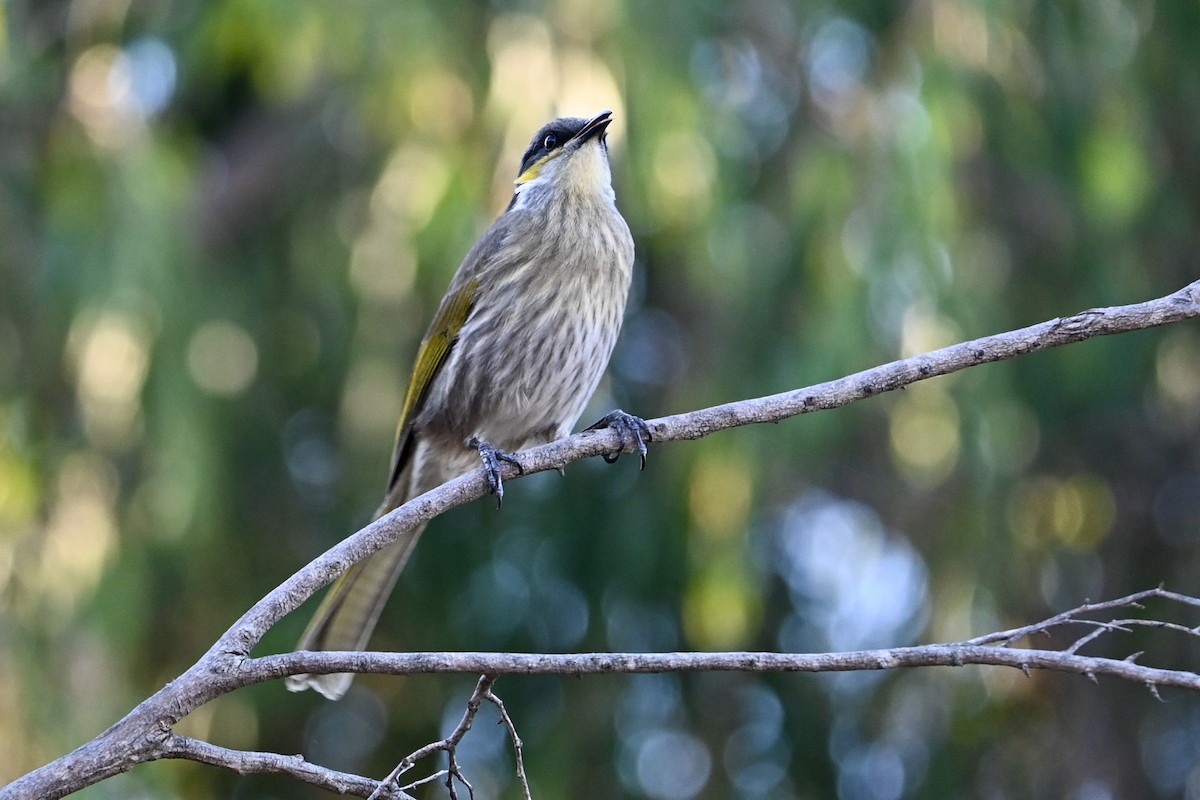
[1154,588,1200,610]
[965,589,1160,646]
[1067,617,1200,656]
[1066,623,1128,655]
[399,769,449,793]
[344,677,534,800]
[369,675,495,800]
[483,686,533,800]
[1107,619,1200,639]
[963,590,1200,663]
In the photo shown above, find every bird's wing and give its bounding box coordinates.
[386,275,480,493]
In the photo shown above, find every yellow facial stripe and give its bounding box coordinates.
[515,151,559,185]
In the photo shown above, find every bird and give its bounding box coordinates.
[287,109,648,699]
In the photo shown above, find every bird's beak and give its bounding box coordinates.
[570,110,613,146]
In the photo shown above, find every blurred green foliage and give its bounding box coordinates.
[3,0,1200,798]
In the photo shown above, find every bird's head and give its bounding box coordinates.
[512,110,615,203]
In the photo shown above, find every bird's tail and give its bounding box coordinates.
[285,506,426,700]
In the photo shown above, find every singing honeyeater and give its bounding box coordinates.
[288,110,647,699]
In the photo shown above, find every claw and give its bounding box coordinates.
[587,409,651,469]
[469,437,524,507]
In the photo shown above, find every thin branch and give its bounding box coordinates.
[1066,618,1200,654]
[242,641,1200,691]
[161,735,387,797]
[397,770,446,796]
[4,279,1200,800]
[482,686,532,800]
[965,588,1160,646]
[1065,621,1134,654]
[370,675,495,800]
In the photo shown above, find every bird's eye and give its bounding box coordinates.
[543,133,558,149]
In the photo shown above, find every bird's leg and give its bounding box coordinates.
[468,437,524,507]
[587,409,651,469]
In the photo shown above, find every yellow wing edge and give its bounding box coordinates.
[385,277,480,492]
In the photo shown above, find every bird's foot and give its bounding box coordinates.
[469,437,524,507]
[587,409,651,469]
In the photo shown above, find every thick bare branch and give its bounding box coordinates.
[4,279,1199,800]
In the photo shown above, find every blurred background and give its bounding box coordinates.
[2,0,1200,798]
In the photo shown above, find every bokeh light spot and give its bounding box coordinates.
[66,38,174,148]
[688,452,751,542]
[123,38,177,118]
[807,17,872,120]
[650,130,717,222]
[888,386,960,488]
[900,303,961,357]
[776,491,928,655]
[408,68,475,139]
[68,311,151,448]
[930,0,990,69]
[0,421,39,534]
[1156,329,1200,416]
[1009,474,1116,550]
[978,398,1040,476]
[636,730,712,800]
[836,741,906,800]
[1081,119,1150,223]
[37,453,119,619]
[339,358,404,448]
[683,566,756,649]
[187,320,259,397]
[684,452,758,648]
